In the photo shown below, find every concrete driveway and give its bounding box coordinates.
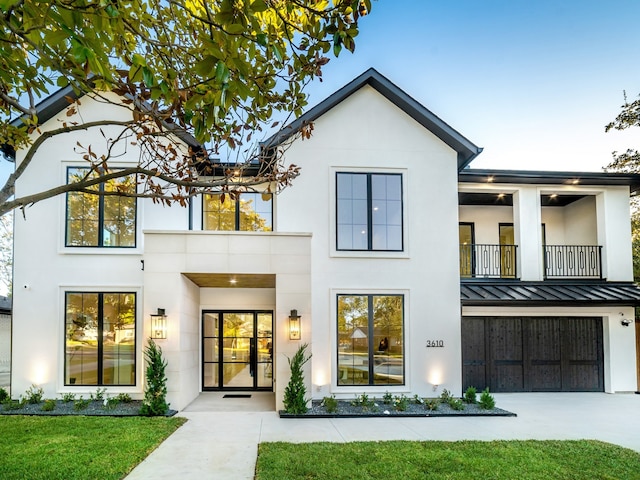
[126,392,640,480]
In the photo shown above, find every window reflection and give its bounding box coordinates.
[337,173,403,251]
[337,294,404,385]
[66,168,136,247]
[203,193,272,231]
[65,292,136,386]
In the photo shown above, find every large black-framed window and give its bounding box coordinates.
[65,167,137,247]
[336,172,403,251]
[337,294,404,386]
[64,292,136,386]
[202,193,273,231]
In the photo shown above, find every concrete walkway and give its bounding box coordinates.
[126,392,640,480]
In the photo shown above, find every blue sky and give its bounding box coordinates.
[301,0,640,172]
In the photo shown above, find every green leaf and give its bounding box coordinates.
[256,33,268,47]
[251,0,269,12]
[215,61,230,84]
[142,66,155,87]
[226,24,245,35]
[195,55,218,77]
[272,44,283,63]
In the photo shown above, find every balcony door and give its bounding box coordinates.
[202,311,273,390]
[499,223,516,278]
[459,223,475,277]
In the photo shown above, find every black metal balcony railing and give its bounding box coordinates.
[460,244,518,279]
[544,245,602,279]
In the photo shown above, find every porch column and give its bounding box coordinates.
[513,187,543,281]
[596,189,634,281]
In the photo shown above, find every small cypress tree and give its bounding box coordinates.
[140,339,169,416]
[283,343,311,414]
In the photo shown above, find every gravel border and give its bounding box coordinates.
[280,399,516,418]
[0,400,177,417]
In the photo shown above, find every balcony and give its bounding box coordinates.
[543,245,602,279]
[460,244,518,279]
[460,244,603,280]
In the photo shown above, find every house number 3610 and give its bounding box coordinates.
[425,340,444,348]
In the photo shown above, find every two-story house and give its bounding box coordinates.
[7,69,640,411]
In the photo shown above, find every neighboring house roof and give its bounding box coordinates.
[460,168,640,193]
[0,296,11,314]
[1,84,200,160]
[460,281,640,306]
[263,68,483,170]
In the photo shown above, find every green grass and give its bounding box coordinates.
[0,416,186,480]
[256,440,640,480]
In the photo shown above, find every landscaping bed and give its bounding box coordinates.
[0,399,177,416]
[280,389,515,418]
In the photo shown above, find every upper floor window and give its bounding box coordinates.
[65,167,136,247]
[203,193,272,231]
[336,172,403,251]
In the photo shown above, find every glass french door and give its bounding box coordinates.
[202,311,273,390]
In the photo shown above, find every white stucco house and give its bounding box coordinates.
[5,69,640,410]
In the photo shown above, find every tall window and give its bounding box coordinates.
[203,193,272,231]
[65,292,136,386]
[66,167,136,247]
[337,294,404,386]
[336,173,403,251]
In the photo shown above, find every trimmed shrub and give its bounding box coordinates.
[140,339,169,416]
[283,343,311,414]
[479,388,496,410]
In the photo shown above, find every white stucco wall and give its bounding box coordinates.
[143,231,311,410]
[277,85,463,399]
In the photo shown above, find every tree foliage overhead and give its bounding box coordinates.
[0,0,372,216]
[605,91,640,281]
[605,92,640,173]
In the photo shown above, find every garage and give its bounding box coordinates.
[462,316,604,392]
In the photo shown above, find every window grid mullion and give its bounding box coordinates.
[366,175,373,250]
[97,293,104,385]
[367,294,375,381]
[97,183,105,246]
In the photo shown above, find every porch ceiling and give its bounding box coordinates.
[183,273,276,288]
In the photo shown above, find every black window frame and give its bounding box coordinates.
[336,293,405,387]
[64,291,137,387]
[201,192,274,232]
[335,172,404,252]
[64,166,137,248]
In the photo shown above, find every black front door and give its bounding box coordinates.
[202,311,273,390]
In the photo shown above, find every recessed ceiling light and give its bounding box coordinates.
[229,278,237,285]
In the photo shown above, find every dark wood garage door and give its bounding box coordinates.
[462,316,603,392]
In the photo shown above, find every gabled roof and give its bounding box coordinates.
[264,68,483,170]
[1,84,200,160]
[461,280,640,306]
[460,168,640,193]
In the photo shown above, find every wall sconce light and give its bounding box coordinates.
[289,309,301,340]
[151,308,167,339]
[619,312,632,327]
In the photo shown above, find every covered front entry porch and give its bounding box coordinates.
[142,231,312,411]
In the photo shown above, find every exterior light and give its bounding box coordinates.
[487,176,494,183]
[289,309,301,340]
[151,308,167,339]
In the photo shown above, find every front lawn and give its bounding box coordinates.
[256,440,640,480]
[0,416,185,480]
